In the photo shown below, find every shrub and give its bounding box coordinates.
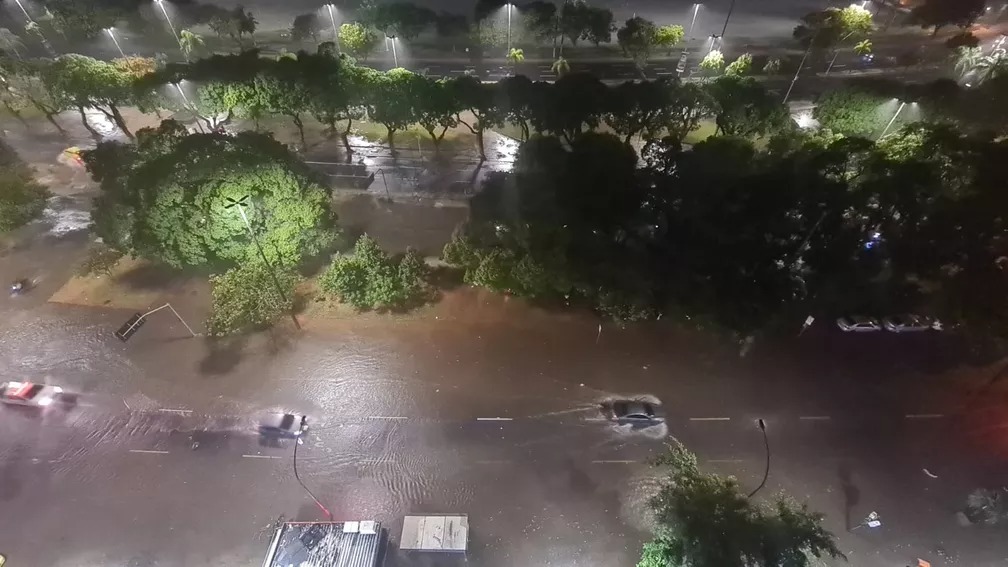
[319,234,429,310]
[206,262,297,335]
[0,147,48,232]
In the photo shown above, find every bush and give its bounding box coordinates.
[318,234,429,310]
[0,149,49,233]
[206,262,297,335]
[77,243,125,277]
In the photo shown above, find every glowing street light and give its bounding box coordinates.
[388,34,398,67]
[877,100,912,140]
[153,0,183,51]
[105,27,126,58]
[324,4,341,54]
[11,0,33,23]
[506,3,513,54]
[689,4,701,38]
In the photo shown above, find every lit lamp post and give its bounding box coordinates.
[720,0,736,40]
[688,3,701,37]
[106,27,126,58]
[388,34,398,67]
[154,0,183,51]
[223,195,302,331]
[747,419,770,498]
[877,100,908,140]
[506,3,513,54]
[325,4,341,54]
[11,0,33,23]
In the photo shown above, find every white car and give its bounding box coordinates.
[0,381,64,408]
[836,316,882,332]
[883,314,943,332]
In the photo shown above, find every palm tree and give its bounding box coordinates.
[853,39,872,56]
[972,49,1008,84]
[0,29,25,59]
[179,29,204,61]
[506,47,524,75]
[551,56,570,77]
[953,46,984,77]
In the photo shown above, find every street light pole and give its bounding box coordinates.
[106,28,126,58]
[747,419,770,498]
[689,3,701,37]
[782,41,813,103]
[507,3,512,54]
[389,35,398,67]
[154,0,183,51]
[224,196,302,330]
[720,0,736,39]
[292,418,333,521]
[325,4,342,54]
[11,0,33,23]
[877,100,907,140]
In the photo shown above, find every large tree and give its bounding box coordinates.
[452,76,504,160]
[365,67,420,150]
[360,1,436,40]
[639,443,843,567]
[911,0,986,35]
[304,54,367,156]
[415,76,461,152]
[705,76,789,138]
[291,13,323,43]
[617,17,658,69]
[83,120,337,269]
[339,22,380,61]
[43,54,136,139]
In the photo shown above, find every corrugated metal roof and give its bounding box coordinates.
[263,521,383,567]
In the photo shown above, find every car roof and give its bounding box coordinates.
[260,413,297,430]
[851,316,877,323]
[617,401,653,416]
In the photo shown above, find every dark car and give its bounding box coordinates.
[258,413,307,438]
[604,401,664,427]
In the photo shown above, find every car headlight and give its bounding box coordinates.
[53,387,63,394]
[38,397,53,406]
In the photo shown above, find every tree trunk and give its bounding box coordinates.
[519,121,529,141]
[77,106,102,140]
[387,127,396,153]
[476,125,486,161]
[44,111,66,136]
[341,118,353,159]
[109,104,134,139]
[624,132,633,145]
[292,113,306,147]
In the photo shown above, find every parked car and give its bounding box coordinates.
[0,381,64,408]
[602,400,664,427]
[836,316,882,332]
[883,314,943,332]
[258,413,308,438]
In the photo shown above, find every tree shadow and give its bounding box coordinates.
[198,335,247,376]
[838,463,860,531]
[115,261,194,291]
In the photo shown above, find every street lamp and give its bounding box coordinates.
[11,0,33,23]
[720,0,736,40]
[877,100,909,140]
[153,0,183,51]
[747,419,770,498]
[688,3,701,37]
[223,195,302,330]
[105,27,126,58]
[506,3,513,54]
[324,4,342,54]
[291,417,333,520]
[388,34,398,67]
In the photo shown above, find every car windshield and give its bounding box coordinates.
[15,384,44,399]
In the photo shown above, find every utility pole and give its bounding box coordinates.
[720,0,736,39]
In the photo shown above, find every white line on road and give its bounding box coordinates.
[476,417,514,421]
[689,417,731,421]
[591,459,636,464]
[365,416,408,420]
[799,416,832,421]
[707,459,745,464]
[242,454,283,459]
[905,413,945,419]
[158,408,192,414]
[129,449,169,454]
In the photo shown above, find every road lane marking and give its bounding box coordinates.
[129,449,169,454]
[905,413,945,419]
[476,417,513,421]
[158,408,192,414]
[799,416,831,421]
[242,454,283,459]
[365,416,407,420]
[689,417,731,421]
[591,459,636,464]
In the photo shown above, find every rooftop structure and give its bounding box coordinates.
[262,521,384,567]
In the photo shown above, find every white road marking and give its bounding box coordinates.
[707,459,745,463]
[591,459,636,464]
[158,408,192,414]
[365,416,407,420]
[905,413,945,419]
[799,415,831,421]
[689,417,731,421]
[129,449,169,454]
[475,459,511,465]
[242,454,283,459]
[476,417,513,421]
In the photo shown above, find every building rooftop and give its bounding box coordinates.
[262,521,384,567]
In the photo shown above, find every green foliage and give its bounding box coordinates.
[762,57,782,74]
[45,0,122,39]
[319,234,429,310]
[206,262,297,335]
[812,87,897,137]
[617,17,657,68]
[641,443,843,567]
[340,22,380,60]
[911,0,985,34]
[84,120,337,269]
[724,53,752,77]
[43,54,136,138]
[360,1,436,40]
[853,39,872,56]
[699,50,724,72]
[706,76,788,138]
[291,13,323,42]
[653,24,684,53]
[179,29,205,60]
[0,141,48,232]
[794,5,873,50]
[208,5,257,48]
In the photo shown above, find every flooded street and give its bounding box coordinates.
[0,111,1006,567]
